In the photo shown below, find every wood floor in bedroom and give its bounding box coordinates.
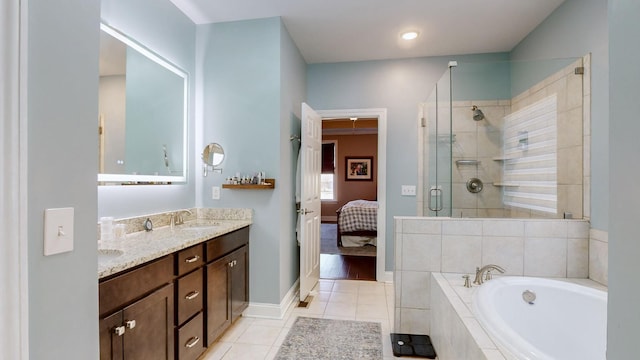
[320,222,376,280]
[320,254,376,280]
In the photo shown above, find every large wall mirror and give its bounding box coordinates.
[98,23,188,184]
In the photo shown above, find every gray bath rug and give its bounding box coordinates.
[274,316,383,359]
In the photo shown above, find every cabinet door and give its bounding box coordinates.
[122,284,174,360]
[99,312,124,360]
[206,256,230,345]
[230,246,248,322]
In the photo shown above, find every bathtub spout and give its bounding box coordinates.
[473,264,505,285]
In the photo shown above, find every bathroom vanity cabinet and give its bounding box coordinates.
[98,226,249,360]
[205,226,249,345]
[98,255,175,359]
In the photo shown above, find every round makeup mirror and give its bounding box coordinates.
[202,143,224,176]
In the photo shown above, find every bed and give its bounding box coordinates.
[336,200,378,247]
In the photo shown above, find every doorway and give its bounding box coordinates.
[316,108,387,282]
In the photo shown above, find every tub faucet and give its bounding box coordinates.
[474,264,505,285]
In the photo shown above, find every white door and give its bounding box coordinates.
[299,103,322,302]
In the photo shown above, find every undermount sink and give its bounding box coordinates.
[178,221,222,231]
[98,248,124,261]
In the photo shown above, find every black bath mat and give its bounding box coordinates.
[390,333,437,358]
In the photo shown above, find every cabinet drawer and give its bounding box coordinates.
[177,268,203,325]
[206,226,249,262]
[99,255,173,318]
[177,245,204,276]
[177,312,204,360]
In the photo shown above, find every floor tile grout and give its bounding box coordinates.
[199,279,428,360]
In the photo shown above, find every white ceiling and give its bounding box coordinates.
[169,0,565,64]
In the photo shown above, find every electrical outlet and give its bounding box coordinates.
[401,185,416,196]
[212,186,220,200]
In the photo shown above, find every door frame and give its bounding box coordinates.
[316,108,389,282]
[1,0,30,357]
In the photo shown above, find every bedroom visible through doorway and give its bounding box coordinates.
[319,116,378,280]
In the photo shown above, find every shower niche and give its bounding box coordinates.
[418,55,590,220]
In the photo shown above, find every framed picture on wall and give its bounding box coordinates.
[345,156,373,181]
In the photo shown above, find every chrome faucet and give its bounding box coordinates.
[170,209,193,229]
[473,264,505,285]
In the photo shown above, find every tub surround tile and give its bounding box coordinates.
[567,237,589,278]
[400,271,430,309]
[524,237,567,277]
[524,220,568,238]
[401,234,442,272]
[442,235,482,273]
[442,219,483,235]
[589,229,609,285]
[402,218,442,234]
[481,236,525,275]
[398,308,430,335]
[394,216,592,352]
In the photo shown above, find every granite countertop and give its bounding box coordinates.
[98,219,251,279]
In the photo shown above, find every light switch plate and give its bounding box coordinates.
[212,186,220,200]
[44,207,74,256]
[401,185,417,196]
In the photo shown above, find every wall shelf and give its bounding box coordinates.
[222,178,275,189]
[455,159,480,166]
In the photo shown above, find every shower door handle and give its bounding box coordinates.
[428,187,443,212]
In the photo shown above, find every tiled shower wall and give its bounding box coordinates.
[509,57,586,219]
[420,54,591,220]
[393,216,590,335]
[450,100,511,217]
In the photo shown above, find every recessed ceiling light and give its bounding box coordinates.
[401,31,419,40]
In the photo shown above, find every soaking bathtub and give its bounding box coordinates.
[472,277,607,360]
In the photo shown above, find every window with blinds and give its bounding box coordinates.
[321,142,336,200]
[502,95,558,214]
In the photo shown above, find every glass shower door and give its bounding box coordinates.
[424,68,453,217]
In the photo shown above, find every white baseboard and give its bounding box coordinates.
[243,278,299,319]
[321,215,337,222]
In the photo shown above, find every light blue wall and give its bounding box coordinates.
[198,17,306,304]
[279,21,306,299]
[510,0,608,230]
[452,57,511,101]
[99,0,196,218]
[608,0,640,357]
[27,0,100,357]
[307,53,509,270]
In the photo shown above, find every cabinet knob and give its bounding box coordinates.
[228,261,234,267]
[185,291,200,300]
[125,320,136,329]
[185,255,200,263]
[113,326,126,336]
[185,336,200,348]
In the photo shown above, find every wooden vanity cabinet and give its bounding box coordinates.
[99,226,249,359]
[99,256,174,360]
[205,227,249,345]
[174,245,205,360]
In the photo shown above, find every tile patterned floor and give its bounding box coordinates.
[198,279,426,360]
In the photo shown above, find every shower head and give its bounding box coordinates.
[471,105,485,121]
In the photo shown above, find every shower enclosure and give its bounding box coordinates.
[419,56,589,219]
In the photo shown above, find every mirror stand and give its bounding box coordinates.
[202,143,225,177]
